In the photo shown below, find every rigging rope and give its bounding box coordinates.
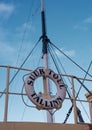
[49,41,92,78]
[9,0,35,93]
[76,61,92,98]
[13,0,35,69]
[0,37,41,98]
[63,61,92,123]
[48,44,72,99]
[49,44,72,85]
[48,44,76,122]
[47,39,85,123]
[21,84,36,108]
[49,44,74,104]
[21,55,43,119]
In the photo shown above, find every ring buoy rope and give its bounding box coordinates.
[24,67,66,110]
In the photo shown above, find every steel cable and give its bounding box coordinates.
[0,37,41,98]
[49,41,92,78]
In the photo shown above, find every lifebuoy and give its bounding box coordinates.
[24,67,66,110]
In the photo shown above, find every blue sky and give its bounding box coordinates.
[0,0,92,71]
[0,0,92,123]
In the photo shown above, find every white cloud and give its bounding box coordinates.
[74,24,88,31]
[74,16,92,31]
[55,48,75,58]
[0,3,15,18]
[15,22,35,40]
[83,17,92,23]
[23,22,33,29]
[0,42,16,64]
[0,43,15,53]
[16,22,35,33]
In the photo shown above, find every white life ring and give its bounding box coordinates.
[24,67,66,110]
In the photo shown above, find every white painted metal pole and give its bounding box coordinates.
[43,54,54,123]
[41,0,44,12]
[4,66,10,122]
[89,101,92,123]
[72,77,78,124]
[85,93,92,123]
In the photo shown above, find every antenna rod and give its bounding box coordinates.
[41,0,47,54]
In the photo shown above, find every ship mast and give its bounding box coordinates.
[41,0,54,122]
